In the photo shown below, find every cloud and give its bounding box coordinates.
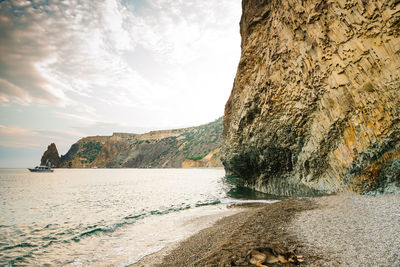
[0,0,241,128]
[118,0,242,125]
[74,121,150,136]
[0,0,242,167]
[0,124,42,148]
[12,0,31,8]
[0,78,31,105]
[0,124,82,148]
[35,129,84,139]
[56,111,150,136]
[0,1,68,105]
[0,124,32,136]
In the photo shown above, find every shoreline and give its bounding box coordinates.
[134,193,400,266]
[130,204,249,267]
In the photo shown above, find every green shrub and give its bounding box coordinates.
[188,155,205,161]
[77,142,102,163]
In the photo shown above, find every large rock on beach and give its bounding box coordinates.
[223,0,400,196]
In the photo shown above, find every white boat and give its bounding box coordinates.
[28,165,54,172]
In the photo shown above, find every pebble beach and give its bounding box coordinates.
[134,193,400,266]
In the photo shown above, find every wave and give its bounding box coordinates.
[114,198,280,266]
[195,199,221,207]
[68,198,278,243]
[6,250,33,266]
[124,213,146,220]
[219,198,280,205]
[0,242,37,252]
[72,222,128,242]
[122,244,166,267]
[3,197,274,265]
[71,199,221,242]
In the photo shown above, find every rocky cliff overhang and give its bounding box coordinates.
[223,0,400,196]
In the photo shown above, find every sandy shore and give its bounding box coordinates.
[133,193,400,266]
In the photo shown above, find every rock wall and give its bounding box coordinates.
[181,148,222,168]
[223,0,400,196]
[40,143,60,167]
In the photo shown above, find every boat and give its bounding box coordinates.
[28,159,54,172]
[28,165,54,172]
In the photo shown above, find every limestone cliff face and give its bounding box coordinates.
[40,143,60,167]
[56,118,222,168]
[181,148,222,168]
[223,0,400,196]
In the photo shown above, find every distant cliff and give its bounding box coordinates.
[181,148,222,168]
[223,0,400,195]
[41,143,60,167]
[41,118,223,168]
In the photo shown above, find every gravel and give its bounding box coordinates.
[290,193,400,266]
[135,193,400,266]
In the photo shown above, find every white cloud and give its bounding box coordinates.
[0,78,32,105]
[0,124,33,136]
[0,124,46,147]
[55,112,98,125]
[0,1,69,106]
[0,124,83,149]
[12,0,31,7]
[0,0,241,133]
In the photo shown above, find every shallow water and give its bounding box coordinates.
[0,168,276,266]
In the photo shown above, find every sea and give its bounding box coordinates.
[0,168,277,266]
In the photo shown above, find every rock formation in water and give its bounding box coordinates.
[40,143,60,167]
[51,118,222,168]
[223,0,400,196]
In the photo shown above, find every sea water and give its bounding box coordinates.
[0,168,277,266]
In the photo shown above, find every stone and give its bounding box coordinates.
[40,143,60,167]
[222,0,400,196]
[181,148,222,168]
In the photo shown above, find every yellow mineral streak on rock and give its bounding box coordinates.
[346,147,400,192]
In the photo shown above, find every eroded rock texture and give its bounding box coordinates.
[40,143,60,167]
[223,0,400,196]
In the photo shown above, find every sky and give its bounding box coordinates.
[0,0,242,167]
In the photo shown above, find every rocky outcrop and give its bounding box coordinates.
[40,143,60,167]
[182,148,222,168]
[223,0,400,196]
[55,118,222,168]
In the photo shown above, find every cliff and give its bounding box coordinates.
[223,0,400,196]
[40,143,60,167]
[181,148,222,168]
[52,118,222,168]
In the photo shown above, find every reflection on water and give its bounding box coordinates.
[224,175,287,200]
[227,186,277,200]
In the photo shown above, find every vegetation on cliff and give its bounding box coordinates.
[76,142,103,164]
[41,118,223,168]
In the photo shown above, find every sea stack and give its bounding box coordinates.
[223,0,400,196]
[40,143,61,167]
